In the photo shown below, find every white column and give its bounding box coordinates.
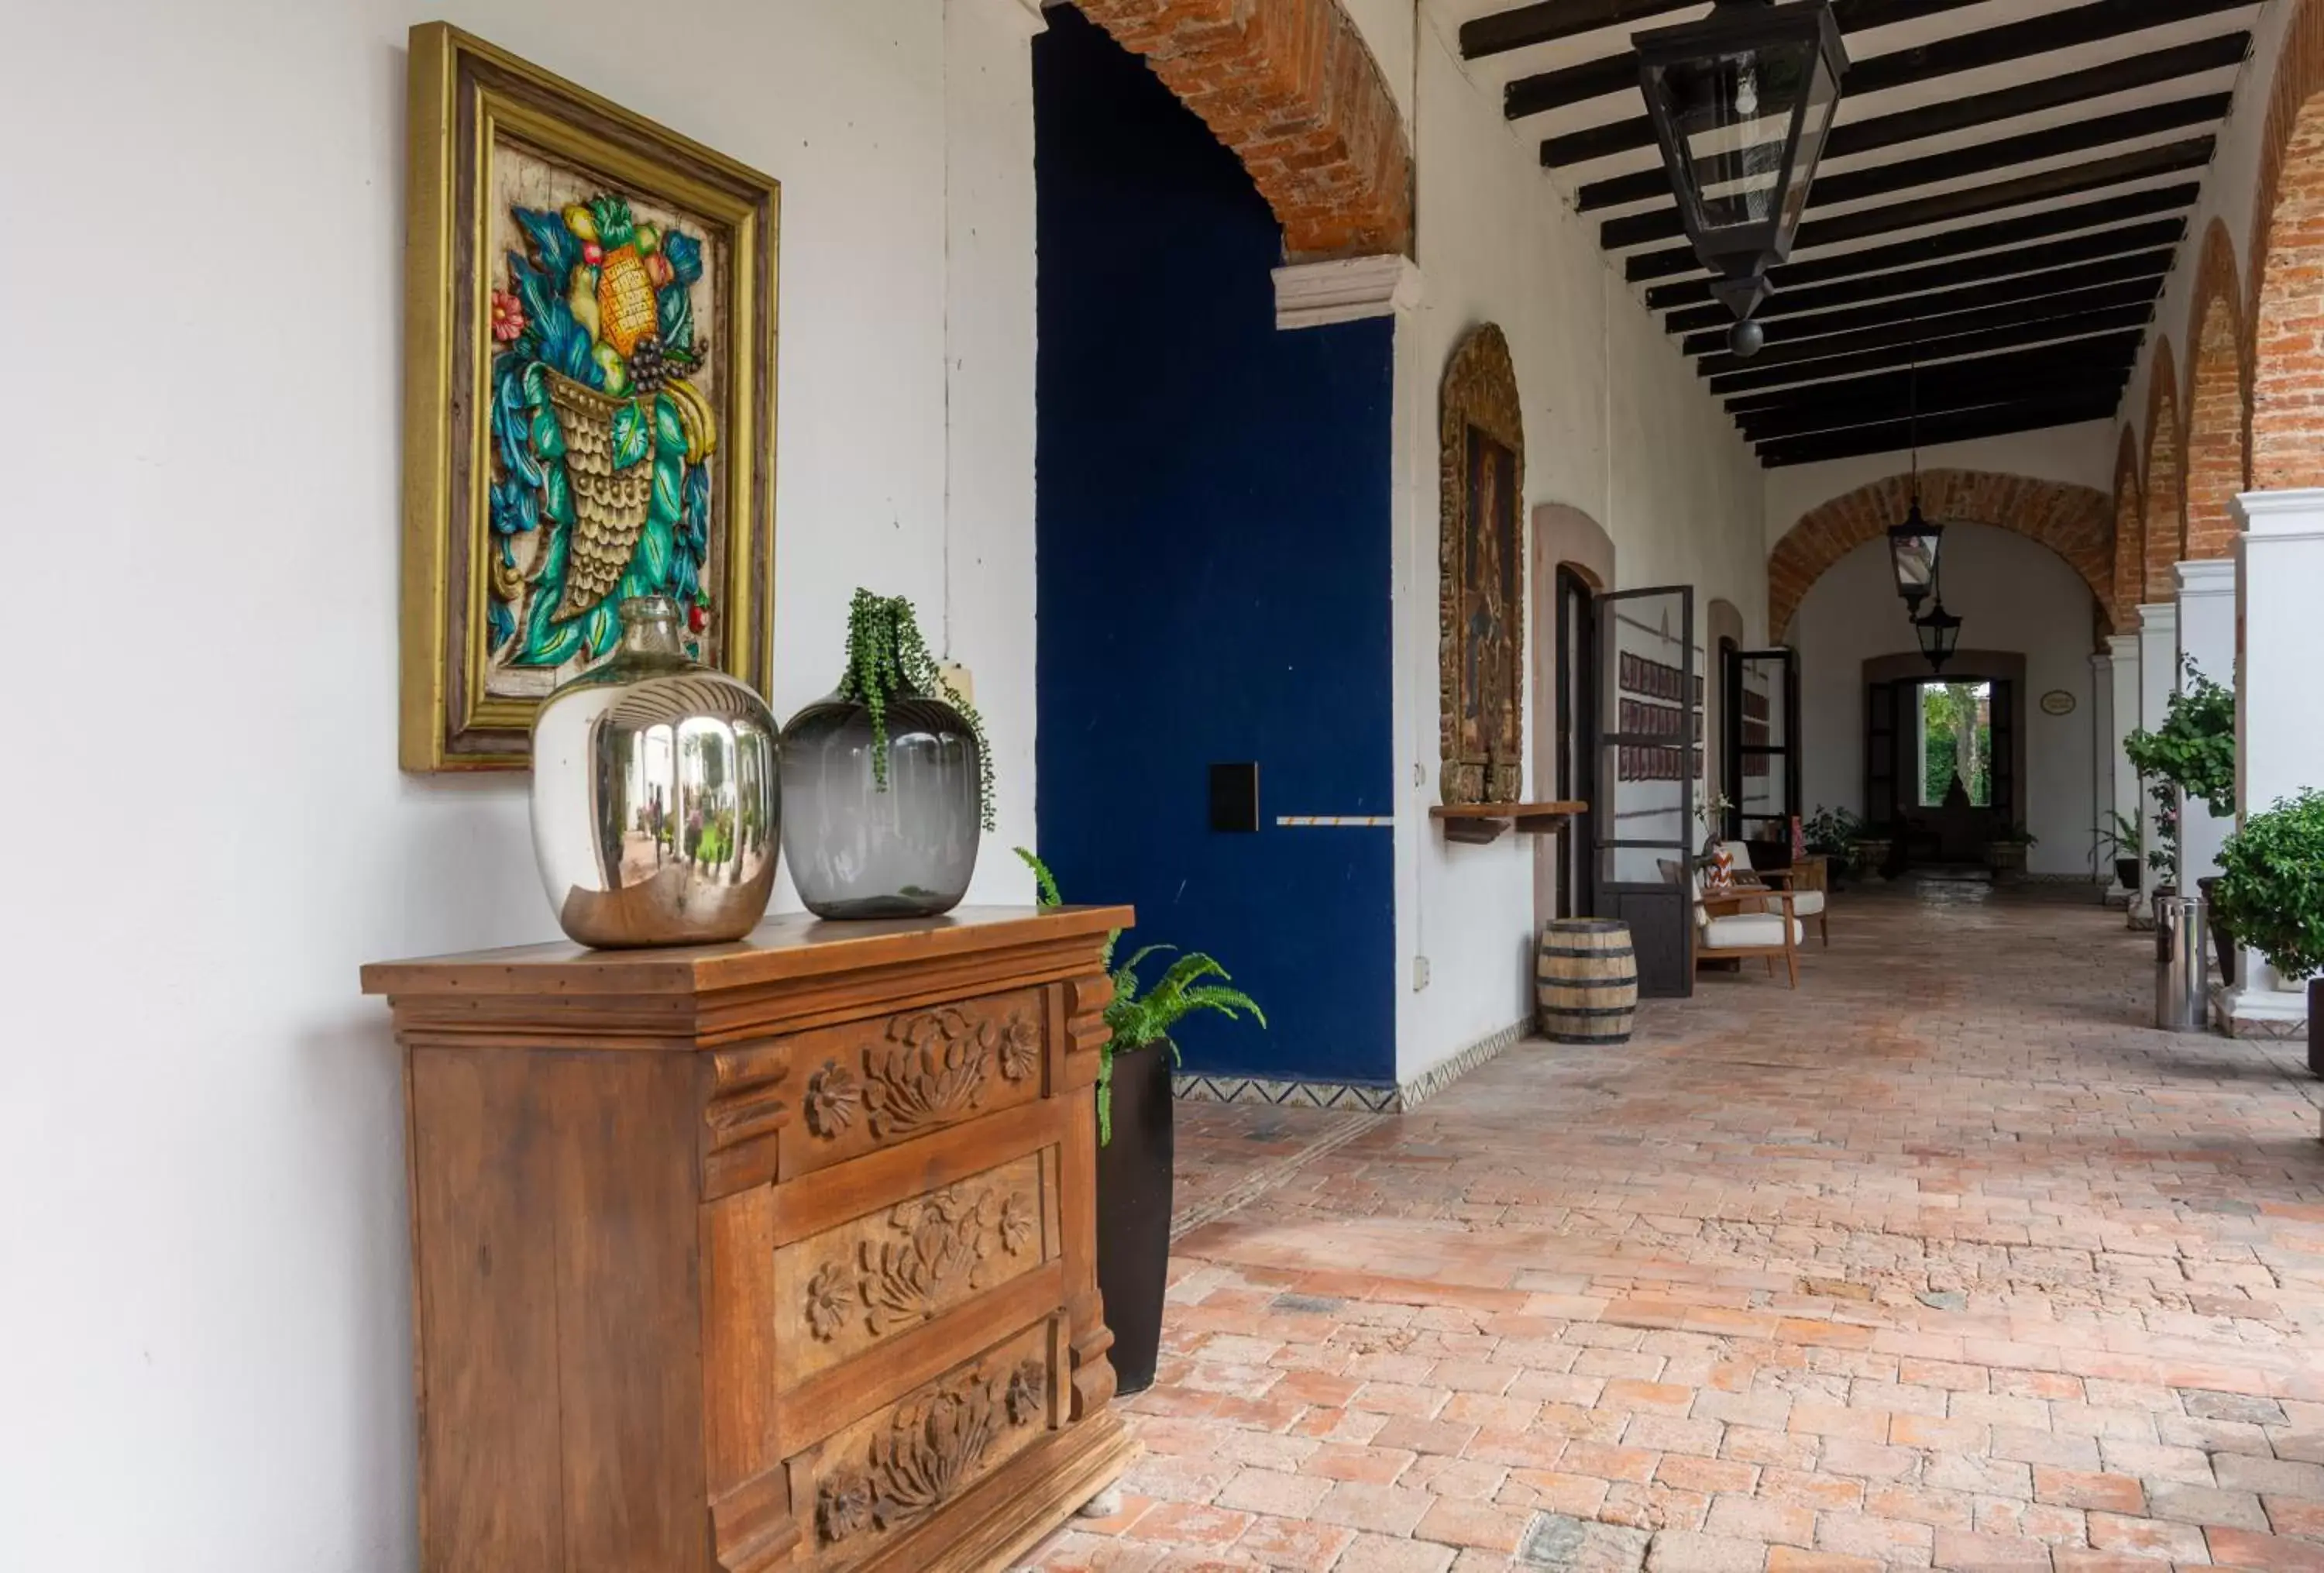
[2135,604,2178,919]
[2223,490,2324,1036]
[2175,559,2236,891]
[2106,632,2142,910]
[2091,648,2120,897]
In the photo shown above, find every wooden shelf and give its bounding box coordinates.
[1429,800,1587,845]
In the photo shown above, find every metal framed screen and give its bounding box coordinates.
[1725,648,1800,845]
[1593,586,1697,998]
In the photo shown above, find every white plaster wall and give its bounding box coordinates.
[1390,15,1766,1083]
[0,0,1040,1565]
[1790,525,2102,877]
[1763,422,2119,558]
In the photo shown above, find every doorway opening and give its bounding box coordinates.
[1916,680,1993,809]
[1553,565,1597,919]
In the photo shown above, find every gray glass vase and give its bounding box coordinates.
[779,689,982,919]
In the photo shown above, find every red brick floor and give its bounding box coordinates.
[1026,879,2324,1571]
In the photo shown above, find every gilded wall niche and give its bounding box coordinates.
[1439,325,1526,806]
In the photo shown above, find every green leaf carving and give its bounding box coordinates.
[610,401,648,470]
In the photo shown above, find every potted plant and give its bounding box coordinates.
[1850,820,1895,881]
[2209,790,2324,1073]
[779,590,994,918]
[1804,804,1861,891]
[2098,809,2142,892]
[1986,823,2038,883]
[2126,658,2235,931]
[1016,849,1264,1394]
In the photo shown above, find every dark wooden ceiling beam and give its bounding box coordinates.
[1644,193,2192,309]
[1599,96,2224,250]
[1676,253,2169,355]
[1626,138,2211,280]
[1728,337,2138,413]
[1513,0,2250,122]
[1564,32,2247,190]
[1714,323,2150,397]
[1733,353,2138,439]
[1756,390,2127,465]
[1691,277,2163,373]
[1460,0,1693,61]
[1586,91,2226,232]
[1664,223,2180,332]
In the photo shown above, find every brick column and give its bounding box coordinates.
[2223,490,2324,1037]
[2174,559,2236,894]
[2106,632,2143,910]
[2135,604,2178,924]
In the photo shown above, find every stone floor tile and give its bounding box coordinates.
[1333,1533,1458,1573]
[1514,1513,1655,1572]
[1229,1514,1356,1572]
[2033,1468,2147,1515]
[1213,1468,1335,1520]
[1646,1530,1772,1571]
[1311,1482,1438,1537]
[2203,1527,2324,1570]
[1929,1528,2054,1568]
[2085,1510,2211,1561]
[1414,1497,1532,1553]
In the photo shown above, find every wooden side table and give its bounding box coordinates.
[363,907,1137,1573]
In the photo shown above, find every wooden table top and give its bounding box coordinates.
[361,904,1134,998]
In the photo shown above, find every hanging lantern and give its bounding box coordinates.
[1887,497,1944,611]
[1635,0,1848,356]
[1915,599,1962,673]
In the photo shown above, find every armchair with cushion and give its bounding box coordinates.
[1664,858,1804,988]
[1722,841,1829,948]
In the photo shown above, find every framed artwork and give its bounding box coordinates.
[400,23,779,770]
[1439,324,1526,806]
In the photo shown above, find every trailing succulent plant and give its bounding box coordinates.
[1014,848,1265,1144]
[2211,789,2324,982]
[838,589,995,831]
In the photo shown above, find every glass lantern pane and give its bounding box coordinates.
[1893,535,1937,595]
[1779,50,1841,236]
[1651,36,1815,236]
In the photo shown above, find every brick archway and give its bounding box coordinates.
[2141,337,2184,604]
[1769,469,2116,640]
[1076,0,1413,260]
[2247,0,2324,487]
[2183,219,2248,561]
[2110,426,2144,624]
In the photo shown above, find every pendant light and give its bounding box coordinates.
[1886,325,1944,609]
[1635,0,1849,357]
[1914,599,1962,672]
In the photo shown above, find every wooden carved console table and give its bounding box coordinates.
[362,906,1136,1573]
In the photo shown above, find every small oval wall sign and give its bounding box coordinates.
[2039,689,2077,716]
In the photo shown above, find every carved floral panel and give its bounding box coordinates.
[783,990,1047,1175]
[1439,324,1526,807]
[796,1320,1056,1568]
[774,1152,1055,1388]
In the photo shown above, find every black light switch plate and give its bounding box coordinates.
[1208,762,1260,833]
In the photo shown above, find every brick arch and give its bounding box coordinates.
[2182,219,2248,560]
[2141,336,2184,604]
[2110,425,2144,629]
[2247,0,2324,487]
[1076,0,1414,260]
[1769,469,2115,639]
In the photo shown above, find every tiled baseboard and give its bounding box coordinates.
[1174,1020,1527,1114]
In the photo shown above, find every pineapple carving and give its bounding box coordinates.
[483,191,721,665]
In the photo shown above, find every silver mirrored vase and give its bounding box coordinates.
[779,690,981,919]
[529,597,781,948]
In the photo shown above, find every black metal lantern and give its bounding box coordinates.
[1635,0,1848,356]
[1915,598,1962,673]
[1888,497,1944,611]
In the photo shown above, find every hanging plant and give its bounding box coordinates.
[837,589,995,831]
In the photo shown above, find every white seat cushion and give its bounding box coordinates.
[1702,913,1803,949]
[1789,890,1825,917]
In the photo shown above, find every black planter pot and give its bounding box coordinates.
[2115,857,2141,891]
[2311,979,2323,1078]
[1095,1041,1174,1396]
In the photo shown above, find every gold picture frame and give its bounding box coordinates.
[400,22,779,771]
[1439,324,1525,806]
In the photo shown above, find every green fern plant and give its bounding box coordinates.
[837,588,995,831]
[1013,848,1265,1144]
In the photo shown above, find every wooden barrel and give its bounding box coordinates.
[1536,919,1638,1045]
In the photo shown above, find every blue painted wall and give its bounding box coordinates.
[1033,9,1397,1087]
